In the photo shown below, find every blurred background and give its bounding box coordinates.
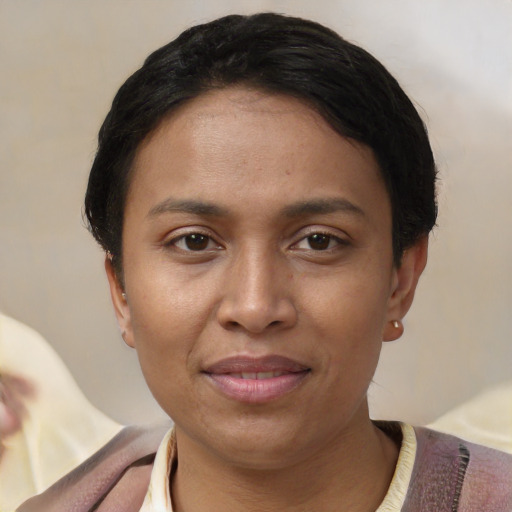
[0,0,510,426]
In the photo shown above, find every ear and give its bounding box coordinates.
[105,257,135,348]
[383,236,428,342]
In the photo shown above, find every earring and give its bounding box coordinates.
[384,319,404,342]
[122,292,127,301]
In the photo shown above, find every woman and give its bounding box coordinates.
[18,13,512,512]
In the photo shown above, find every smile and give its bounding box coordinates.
[203,356,311,403]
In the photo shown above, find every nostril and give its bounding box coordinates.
[223,319,281,332]
[217,296,297,333]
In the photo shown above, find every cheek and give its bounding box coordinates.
[124,262,220,402]
[129,290,200,368]
[305,267,391,336]
[130,301,198,419]
[127,258,215,338]
[303,266,391,383]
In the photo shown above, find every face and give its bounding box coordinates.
[107,87,426,469]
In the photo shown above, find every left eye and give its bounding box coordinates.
[172,233,219,251]
[294,233,341,251]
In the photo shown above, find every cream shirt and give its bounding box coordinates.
[139,423,417,512]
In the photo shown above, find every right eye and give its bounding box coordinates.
[170,233,221,252]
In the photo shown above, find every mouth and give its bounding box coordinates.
[227,371,291,379]
[203,355,311,403]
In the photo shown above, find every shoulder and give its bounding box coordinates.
[403,426,512,512]
[16,422,171,512]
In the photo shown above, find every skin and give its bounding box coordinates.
[106,87,427,512]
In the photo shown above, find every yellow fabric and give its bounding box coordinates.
[0,314,121,512]
[428,382,512,454]
[139,423,418,511]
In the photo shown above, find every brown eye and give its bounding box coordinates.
[293,231,345,252]
[183,234,210,251]
[171,233,219,252]
[307,233,332,250]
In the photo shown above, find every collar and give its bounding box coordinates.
[138,422,417,512]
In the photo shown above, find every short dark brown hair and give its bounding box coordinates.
[85,12,437,275]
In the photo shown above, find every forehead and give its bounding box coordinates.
[136,87,345,163]
[133,88,382,183]
[127,86,389,225]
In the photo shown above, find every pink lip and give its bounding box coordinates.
[203,355,311,403]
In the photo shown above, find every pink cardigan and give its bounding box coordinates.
[17,423,512,511]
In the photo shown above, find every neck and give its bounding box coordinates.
[171,409,399,512]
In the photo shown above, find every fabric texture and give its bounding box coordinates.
[0,313,122,512]
[16,422,512,512]
[428,382,512,454]
[16,423,170,512]
[402,427,512,512]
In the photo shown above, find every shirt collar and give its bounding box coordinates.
[139,427,176,511]
[138,422,417,512]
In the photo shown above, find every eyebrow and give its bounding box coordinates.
[147,198,229,218]
[147,197,364,220]
[281,198,365,218]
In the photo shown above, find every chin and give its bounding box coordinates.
[177,409,338,471]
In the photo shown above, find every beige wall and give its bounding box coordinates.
[1,0,511,425]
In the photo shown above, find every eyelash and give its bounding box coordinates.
[164,228,348,255]
[164,230,222,253]
[291,230,349,253]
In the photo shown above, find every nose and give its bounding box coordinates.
[216,247,297,334]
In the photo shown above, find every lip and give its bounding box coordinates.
[203,355,311,403]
